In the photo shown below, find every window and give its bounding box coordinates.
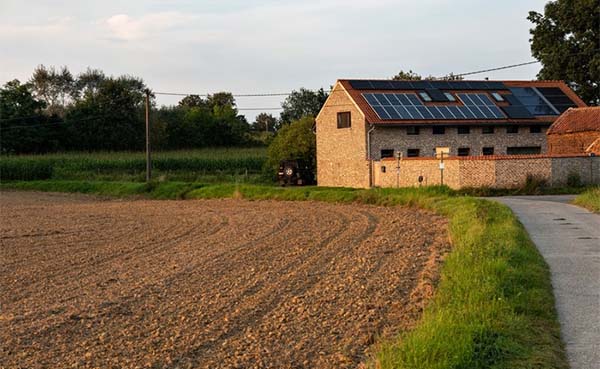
[458,147,470,156]
[482,147,494,156]
[491,92,505,102]
[506,125,519,134]
[407,149,420,157]
[482,126,495,134]
[507,146,541,155]
[337,112,351,128]
[432,126,445,135]
[381,149,394,158]
[418,91,432,102]
[530,126,542,133]
[406,126,420,135]
[444,92,456,102]
[457,126,470,134]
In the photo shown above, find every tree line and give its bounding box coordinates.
[0,65,328,154]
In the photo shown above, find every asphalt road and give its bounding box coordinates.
[494,195,599,369]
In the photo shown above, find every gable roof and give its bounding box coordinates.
[337,79,587,126]
[546,107,600,135]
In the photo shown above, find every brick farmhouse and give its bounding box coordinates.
[315,79,599,188]
[547,107,600,155]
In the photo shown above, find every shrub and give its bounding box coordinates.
[566,172,583,188]
[523,174,548,193]
[265,116,316,177]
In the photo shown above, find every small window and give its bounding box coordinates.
[407,149,420,157]
[381,149,394,158]
[406,126,420,135]
[418,91,432,102]
[482,126,494,134]
[444,92,456,102]
[506,125,519,134]
[482,147,494,156]
[432,126,445,135]
[530,126,542,133]
[458,147,470,156]
[457,126,470,134]
[507,146,542,155]
[337,112,351,129]
[491,92,504,102]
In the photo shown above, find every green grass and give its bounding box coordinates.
[0,180,568,369]
[0,148,267,182]
[573,186,600,213]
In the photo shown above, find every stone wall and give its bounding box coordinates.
[316,82,370,188]
[372,155,600,189]
[370,125,549,159]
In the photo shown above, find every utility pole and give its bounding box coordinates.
[145,89,152,182]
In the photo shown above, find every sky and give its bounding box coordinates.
[0,0,549,121]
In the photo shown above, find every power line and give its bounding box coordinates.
[155,91,294,97]
[452,60,540,78]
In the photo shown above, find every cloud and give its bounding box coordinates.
[0,16,73,37]
[103,12,196,41]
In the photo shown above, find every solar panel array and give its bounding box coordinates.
[508,87,559,116]
[349,80,507,91]
[363,93,506,120]
[536,87,577,113]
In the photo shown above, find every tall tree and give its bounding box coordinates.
[392,70,464,81]
[178,94,208,109]
[29,65,75,116]
[0,80,63,153]
[528,0,600,105]
[279,88,328,125]
[252,112,277,132]
[74,68,106,101]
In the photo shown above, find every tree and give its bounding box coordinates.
[0,80,63,153]
[178,94,208,109]
[29,65,75,116]
[392,70,464,81]
[279,88,328,125]
[265,116,316,176]
[207,92,236,110]
[392,70,422,80]
[64,77,147,151]
[252,113,277,132]
[528,0,600,105]
[74,68,106,101]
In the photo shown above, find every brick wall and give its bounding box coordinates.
[372,155,600,189]
[370,125,549,159]
[547,132,600,155]
[316,82,370,188]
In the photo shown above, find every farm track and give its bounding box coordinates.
[0,191,449,369]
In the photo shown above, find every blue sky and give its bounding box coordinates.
[0,0,549,120]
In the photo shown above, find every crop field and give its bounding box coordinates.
[0,147,267,183]
[0,191,449,368]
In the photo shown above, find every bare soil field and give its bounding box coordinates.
[0,191,449,369]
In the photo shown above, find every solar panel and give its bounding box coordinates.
[536,87,577,113]
[363,92,506,120]
[429,81,451,90]
[389,81,413,89]
[370,80,394,90]
[501,106,534,119]
[426,88,449,102]
[348,80,373,89]
[508,87,559,116]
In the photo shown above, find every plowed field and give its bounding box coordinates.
[0,191,449,369]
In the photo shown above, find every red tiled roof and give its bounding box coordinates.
[546,107,600,135]
[338,79,587,126]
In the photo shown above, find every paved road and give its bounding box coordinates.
[494,195,599,369]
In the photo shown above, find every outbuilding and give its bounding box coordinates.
[547,107,600,155]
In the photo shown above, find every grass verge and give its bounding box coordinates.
[573,186,600,213]
[0,180,568,369]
